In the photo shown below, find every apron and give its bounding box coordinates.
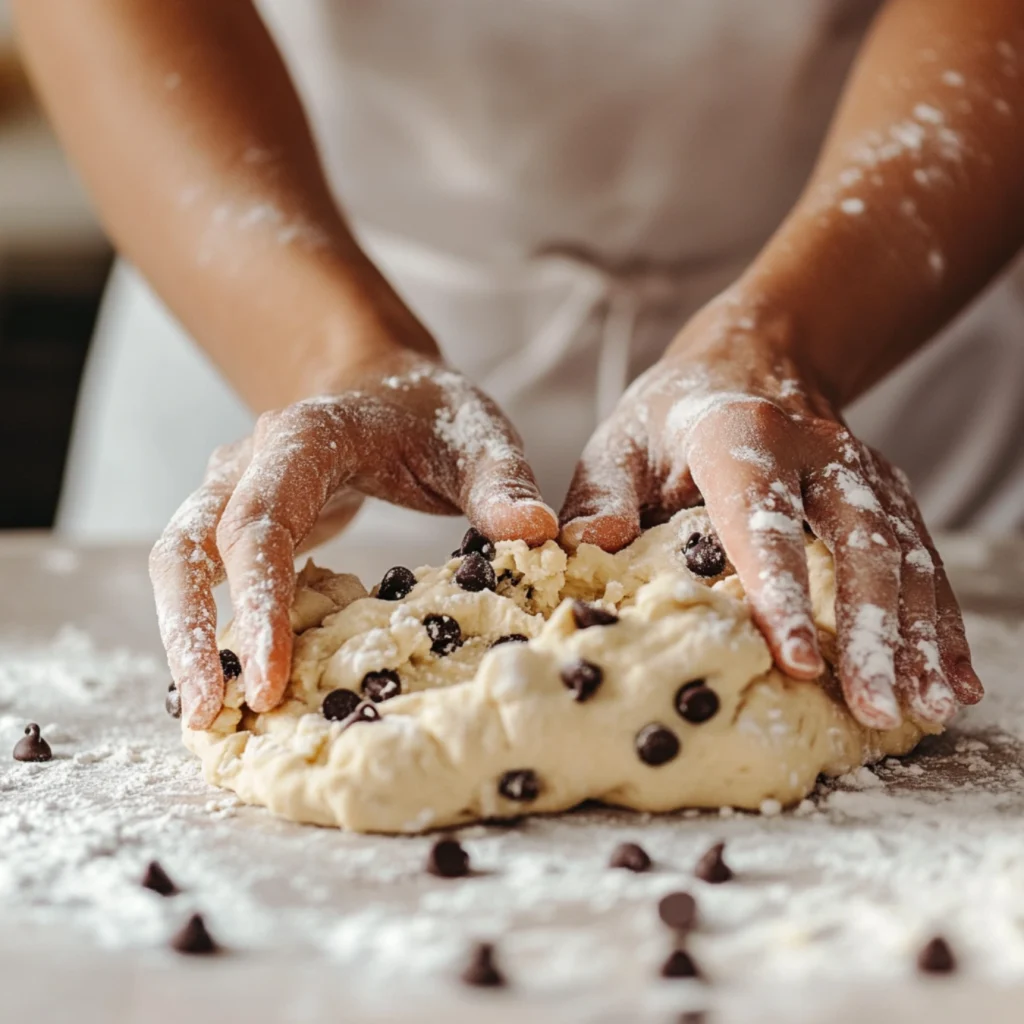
[58,0,1024,544]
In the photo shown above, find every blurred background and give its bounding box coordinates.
[0,0,111,530]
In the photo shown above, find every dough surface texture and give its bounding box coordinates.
[183,509,934,833]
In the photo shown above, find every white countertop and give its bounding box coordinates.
[1,531,1023,1024]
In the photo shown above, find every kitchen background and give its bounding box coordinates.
[0,0,112,529]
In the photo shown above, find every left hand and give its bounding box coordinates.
[559,293,983,730]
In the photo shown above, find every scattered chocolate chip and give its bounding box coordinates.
[141,860,178,897]
[321,688,361,722]
[498,769,541,802]
[675,681,720,724]
[636,723,680,766]
[424,614,463,656]
[560,659,603,703]
[496,569,524,587]
[694,842,732,884]
[658,892,698,933]
[13,723,52,763]
[455,552,497,593]
[361,669,402,703]
[609,842,652,873]
[490,634,529,648]
[378,566,417,601]
[571,600,619,629]
[170,913,219,955]
[455,527,496,561]
[660,948,702,980]
[341,701,381,730]
[683,532,727,578]
[427,837,471,878]
[165,682,182,719]
[917,936,957,974]
[219,649,242,680]
[461,941,506,987]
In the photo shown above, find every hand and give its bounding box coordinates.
[560,293,983,730]
[151,352,558,729]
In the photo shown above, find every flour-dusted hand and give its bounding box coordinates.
[560,295,983,730]
[151,353,558,729]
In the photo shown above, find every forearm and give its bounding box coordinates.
[725,0,1024,407]
[13,0,434,410]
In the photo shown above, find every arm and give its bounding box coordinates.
[563,0,1021,729]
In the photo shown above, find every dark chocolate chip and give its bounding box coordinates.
[321,688,361,722]
[378,566,417,601]
[498,769,540,802]
[456,527,496,561]
[455,552,497,593]
[658,891,698,933]
[560,659,603,703]
[461,942,506,988]
[491,634,529,648]
[571,600,619,629]
[13,723,52,763]
[424,614,463,656]
[683,532,727,578]
[917,936,957,974]
[340,701,381,730]
[426,838,471,878]
[675,681,720,724]
[636,723,680,766]
[141,860,179,897]
[694,842,732,884]
[171,913,219,955]
[660,947,702,980]
[609,842,652,873]
[496,569,524,587]
[165,683,182,719]
[361,669,402,703]
[219,649,242,681]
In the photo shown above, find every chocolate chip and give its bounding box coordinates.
[455,527,496,561]
[609,842,652,873]
[455,552,497,593]
[917,936,957,974]
[424,614,463,656]
[571,600,619,629]
[461,942,506,987]
[378,566,417,601]
[675,681,720,724]
[498,769,540,802]
[13,723,52,763]
[426,837,471,878]
[170,913,219,955]
[490,634,528,648]
[658,891,698,933]
[496,569,524,587]
[694,842,732,884]
[660,947,702,980]
[219,649,242,680]
[560,659,603,703]
[361,669,401,703]
[141,860,178,897]
[636,723,680,766]
[165,682,182,719]
[683,532,727,578]
[340,701,381,730]
[321,688,361,721]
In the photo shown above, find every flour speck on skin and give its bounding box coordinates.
[839,197,866,216]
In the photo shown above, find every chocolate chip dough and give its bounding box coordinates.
[183,509,933,833]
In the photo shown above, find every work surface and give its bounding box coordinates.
[1,529,1023,1024]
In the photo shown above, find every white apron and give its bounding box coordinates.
[58,0,1024,544]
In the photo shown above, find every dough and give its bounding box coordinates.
[183,509,934,833]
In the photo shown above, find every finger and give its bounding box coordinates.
[462,449,558,548]
[149,441,249,729]
[804,454,902,730]
[882,461,982,706]
[559,418,648,552]
[688,416,822,678]
[217,406,349,713]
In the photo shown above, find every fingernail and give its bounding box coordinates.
[954,659,984,702]
[854,685,902,731]
[911,677,958,724]
[781,634,824,676]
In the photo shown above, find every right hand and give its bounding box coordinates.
[150,352,558,729]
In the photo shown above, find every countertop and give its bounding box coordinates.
[1,530,1023,1024]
